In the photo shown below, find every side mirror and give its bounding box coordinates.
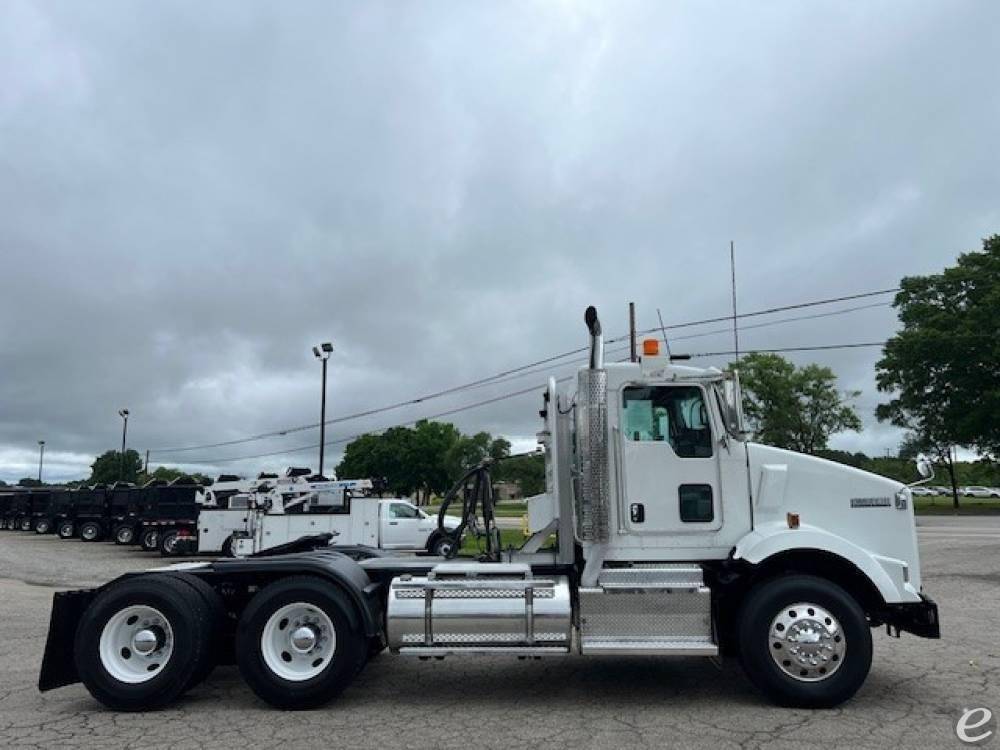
[915,453,933,479]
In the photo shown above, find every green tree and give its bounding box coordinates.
[336,423,516,504]
[89,449,144,484]
[736,353,862,453]
[444,431,494,482]
[876,235,1000,506]
[494,452,545,497]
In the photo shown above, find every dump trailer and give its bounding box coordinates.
[29,490,57,534]
[134,478,205,554]
[108,483,140,545]
[0,491,22,530]
[50,489,77,538]
[3,490,32,531]
[74,485,114,542]
[38,306,939,711]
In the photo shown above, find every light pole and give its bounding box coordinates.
[312,342,333,477]
[37,440,45,483]
[118,409,129,481]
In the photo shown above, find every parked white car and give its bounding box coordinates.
[909,486,935,497]
[962,486,1000,498]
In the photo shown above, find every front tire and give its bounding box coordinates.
[34,518,52,534]
[73,574,214,711]
[738,574,872,708]
[236,576,366,709]
[57,520,75,539]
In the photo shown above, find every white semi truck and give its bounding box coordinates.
[37,307,939,711]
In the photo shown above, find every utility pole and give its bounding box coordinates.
[730,241,739,362]
[312,342,334,477]
[145,449,150,475]
[37,440,45,483]
[628,302,637,362]
[118,409,129,481]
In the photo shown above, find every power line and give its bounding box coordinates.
[688,342,886,358]
[166,339,888,467]
[171,381,566,465]
[149,287,899,456]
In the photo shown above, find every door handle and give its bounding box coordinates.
[388,521,398,525]
[630,503,645,523]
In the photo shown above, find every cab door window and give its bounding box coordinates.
[621,386,713,457]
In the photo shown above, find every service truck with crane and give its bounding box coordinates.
[37,307,939,711]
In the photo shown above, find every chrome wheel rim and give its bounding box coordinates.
[260,602,336,682]
[36,520,49,533]
[769,602,846,682]
[117,527,133,544]
[82,525,97,540]
[99,605,174,684]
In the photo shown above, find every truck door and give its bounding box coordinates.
[619,384,723,538]
[381,502,423,548]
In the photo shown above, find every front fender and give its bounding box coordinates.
[733,522,921,604]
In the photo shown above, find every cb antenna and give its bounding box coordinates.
[730,240,739,362]
[655,308,672,358]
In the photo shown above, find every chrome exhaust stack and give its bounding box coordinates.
[576,306,610,546]
[585,306,604,369]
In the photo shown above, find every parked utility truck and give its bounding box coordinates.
[204,483,462,557]
[38,307,939,711]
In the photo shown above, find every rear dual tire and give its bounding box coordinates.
[74,573,225,711]
[140,529,159,551]
[79,521,104,542]
[113,524,136,545]
[236,576,366,709]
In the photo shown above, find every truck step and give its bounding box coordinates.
[580,636,718,656]
[597,564,705,588]
[397,646,569,657]
[579,567,715,654]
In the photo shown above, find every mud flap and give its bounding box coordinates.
[38,589,96,691]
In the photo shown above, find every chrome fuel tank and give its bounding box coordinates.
[386,562,572,654]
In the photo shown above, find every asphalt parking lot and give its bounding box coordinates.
[1,518,998,750]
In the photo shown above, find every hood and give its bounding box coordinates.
[747,443,922,592]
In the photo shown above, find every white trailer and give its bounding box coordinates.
[38,306,939,713]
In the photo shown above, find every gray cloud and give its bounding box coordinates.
[1,0,998,482]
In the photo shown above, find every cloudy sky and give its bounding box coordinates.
[1,1,998,483]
